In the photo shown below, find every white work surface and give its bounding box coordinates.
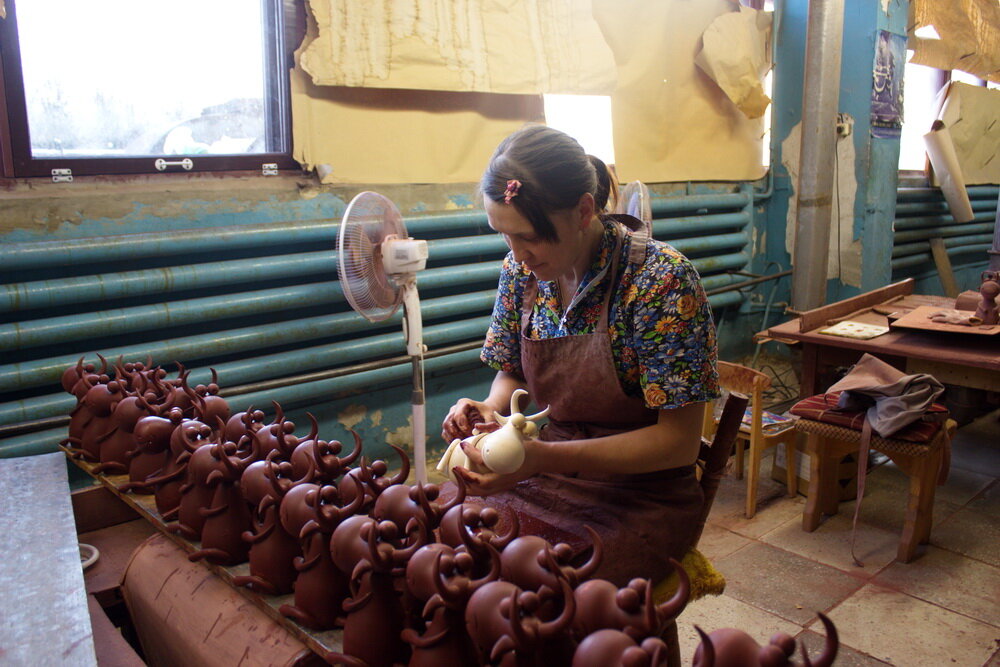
[0,452,97,666]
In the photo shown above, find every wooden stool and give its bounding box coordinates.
[795,417,956,563]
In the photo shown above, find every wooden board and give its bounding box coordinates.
[0,453,98,666]
[60,448,343,659]
[889,306,1000,336]
[798,278,915,332]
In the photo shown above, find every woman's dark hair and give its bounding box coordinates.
[481,125,616,242]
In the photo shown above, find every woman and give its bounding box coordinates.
[441,125,720,586]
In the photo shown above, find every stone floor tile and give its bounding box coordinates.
[931,507,1000,567]
[840,465,963,537]
[868,459,994,508]
[706,473,806,540]
[820,584,999,666]
[949,410,1000,477]
[795,629,892,665]
[874,545,1000,627]
[968,480,1000,520]
[694,523,753,562]
[760,513,899,575]
[715,542,865,625]
[675,593,801,663]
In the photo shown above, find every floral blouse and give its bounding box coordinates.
[481,218,720,409]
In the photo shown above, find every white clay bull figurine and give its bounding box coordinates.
[437,389,549,480]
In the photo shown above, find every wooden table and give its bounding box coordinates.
[764,279,1000,397]
[61,449,343,662]
[0,453,98,666]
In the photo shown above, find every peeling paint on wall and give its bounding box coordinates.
[781,122,862,287]
[446,195,476,210]
[337,403,368,430]
[369,409,383,427]
[385,415,414,450]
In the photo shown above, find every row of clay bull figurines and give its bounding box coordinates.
[60,356,839,667]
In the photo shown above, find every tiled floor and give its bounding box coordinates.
[677,408,1000,666]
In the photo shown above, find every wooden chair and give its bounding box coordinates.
[656,391,750,667]
[703,361,798,518]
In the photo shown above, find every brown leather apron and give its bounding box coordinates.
[477,225,704,586]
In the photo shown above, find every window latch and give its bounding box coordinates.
[262,163,278,176]
[51,168,73,183]
[154,158,194,171]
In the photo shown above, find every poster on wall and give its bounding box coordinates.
[871,30,906,139]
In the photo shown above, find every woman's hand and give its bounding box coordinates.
[452,436,543,496]
[441,398,498,442]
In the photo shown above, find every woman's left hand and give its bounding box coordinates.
[452,437,542,496]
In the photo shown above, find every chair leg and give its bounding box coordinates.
[784,434,798,498]
[745,437,763,519]
[803,434,839,532]
[734,436,745,480]
[898,450,940,563]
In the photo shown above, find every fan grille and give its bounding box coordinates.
[338,192,407,322]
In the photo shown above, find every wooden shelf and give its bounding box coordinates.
[62,448,344,659]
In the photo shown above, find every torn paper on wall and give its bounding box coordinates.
[932,82,1000,186]
[908,0,1000,83]
[782,122,862,287]
[924,120,976,222]
[300,0,617,95]
[694,5,773,119]
[290,63,543,184]
[593,0,767,183]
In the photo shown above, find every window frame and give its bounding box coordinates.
[0,0,300,179]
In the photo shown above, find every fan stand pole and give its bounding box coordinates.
[410,355,427,484]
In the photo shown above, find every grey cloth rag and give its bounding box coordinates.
[827,353,945,437]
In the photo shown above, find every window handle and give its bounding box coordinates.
[154,158,194,171]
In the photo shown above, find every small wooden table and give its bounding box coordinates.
[764,279,1000,397]
[0,453,97,666]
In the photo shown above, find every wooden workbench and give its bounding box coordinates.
[62,450,343,663]
[764,279,1000,396]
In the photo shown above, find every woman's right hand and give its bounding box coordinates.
[441,398,497,443]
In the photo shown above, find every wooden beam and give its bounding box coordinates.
[929,237,959,298]
[798,278,915,332]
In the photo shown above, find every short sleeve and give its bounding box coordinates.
[627,244,720,409]
[480,252,527,376]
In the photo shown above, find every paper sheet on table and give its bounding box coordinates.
[694,5,773,119]
[931,82,1000,187]
[924,120,976,223]
[818,321,891,340]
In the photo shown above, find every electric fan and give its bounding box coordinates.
[337,192,430,483]
[618,180,653,231]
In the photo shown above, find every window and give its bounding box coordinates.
[0,0,297,178]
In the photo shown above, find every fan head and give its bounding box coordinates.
[338,191,408,322]
[620,180,652,223]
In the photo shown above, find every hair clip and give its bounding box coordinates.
[504,179,522,204]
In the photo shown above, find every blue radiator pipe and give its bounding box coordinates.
[0,316,493,426]
[0,289,499,394]
[651,192,750,215]
[892,233,993,258]
[895,185,999,203]
[893,199,998,217]
[894,222,995,244]
[0,257,506,351]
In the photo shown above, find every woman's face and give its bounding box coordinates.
[485,196,593,282]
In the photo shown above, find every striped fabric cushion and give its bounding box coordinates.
[789,391,947,443]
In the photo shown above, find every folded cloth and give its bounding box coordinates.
[826,353,945,437]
